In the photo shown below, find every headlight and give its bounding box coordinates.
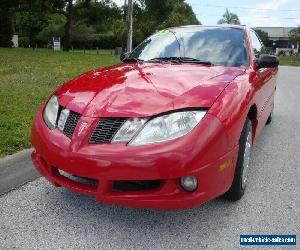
[43,95,59,129]
[129,110,206,145]
[112,118,148,142]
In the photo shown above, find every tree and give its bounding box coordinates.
[75,0,122,33]
[112,19,127,46]
[0,0,17,47]
[72,23,97,48]
[36,14,66,45]
[44,0,76,51]
[3,0,200,49]
[132,0,199,45]
[217,9,240,25]
[14,11,49,47]
[144,0,174,23]
[11,0,67,48]
[0,11,13,47]
[288,26,300,45]
[164,0,199,27]
[21,0,77,51]
[254,28,270,47]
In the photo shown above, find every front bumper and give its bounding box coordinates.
[31,111,238,210]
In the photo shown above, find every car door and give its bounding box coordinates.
[250,30,277,133]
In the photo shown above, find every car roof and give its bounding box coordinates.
[170,25,247,32]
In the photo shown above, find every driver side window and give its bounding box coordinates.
[250,30,263,58]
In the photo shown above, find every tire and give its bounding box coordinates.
[266,108,273,125]
[225,118,252,201]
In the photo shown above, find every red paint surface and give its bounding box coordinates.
[31,26,278,210]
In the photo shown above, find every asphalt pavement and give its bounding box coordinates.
[0,66,299,250]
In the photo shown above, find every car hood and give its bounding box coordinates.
[57,62,245,117]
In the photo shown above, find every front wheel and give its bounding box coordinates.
[225,118,252,201]
[266,108,273,125]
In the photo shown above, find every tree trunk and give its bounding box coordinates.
[63,0,74,51]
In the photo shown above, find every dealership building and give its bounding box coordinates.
[255,27,298,50]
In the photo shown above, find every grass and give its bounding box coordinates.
[279,56,300,66]
[0,48,298,157]
[0,48,119,157]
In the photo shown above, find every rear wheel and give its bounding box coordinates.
[225,118,252,201]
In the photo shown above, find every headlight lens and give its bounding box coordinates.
[43,95,59,129]
[129,110,206,145]
[112,118,148,142]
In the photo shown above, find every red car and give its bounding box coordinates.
[31,25,278,210]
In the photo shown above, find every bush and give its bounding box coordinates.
[0,10,13,47]
[71,32,123,50]
[18,36,30,48]
[262,47,275,55]
[93,34,124,49]
[278,50,286,56]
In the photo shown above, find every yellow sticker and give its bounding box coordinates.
[155,29,171,36]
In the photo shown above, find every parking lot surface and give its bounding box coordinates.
[0,66,299,250]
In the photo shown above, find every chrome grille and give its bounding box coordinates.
[62,111,81,138]
[89,118,127,144]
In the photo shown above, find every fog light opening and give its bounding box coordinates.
[180,176,198,192]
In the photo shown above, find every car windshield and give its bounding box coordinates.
[128,27,248,67]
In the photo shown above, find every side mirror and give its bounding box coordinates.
[256,54,279,69]
[120,52,130,61]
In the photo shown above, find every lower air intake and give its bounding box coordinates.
[112,180,162,192]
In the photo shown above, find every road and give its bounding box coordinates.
[0,66,299,250]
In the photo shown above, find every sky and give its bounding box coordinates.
[113,0,300,27]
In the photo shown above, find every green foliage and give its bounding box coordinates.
[254,29,271,47]
[18,36,31,47]
[72,24,96,43]
[36,14,66,45]
[3,0,200,49]
[144,0,174,23]
[94,34,122,49]
[0,10,13,47]
[261,47,274,54]
[14,10,49,46]
[163,1,199,28]
[0,0,19,47]
[112,20,127,46]
[0,48,119,156]
[278,50,286,56]
[130,0,199,45]
[75,0,122,33]
[288,26,300,44]
[217,9,240,25]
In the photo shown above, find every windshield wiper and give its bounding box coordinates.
[179,57,213,65]
[122,58,144,62]
[148,57,213,65]
[148,57,180,62]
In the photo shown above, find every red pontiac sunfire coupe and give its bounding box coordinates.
[31,25,278,210]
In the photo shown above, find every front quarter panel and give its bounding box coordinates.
[209,70,253,149]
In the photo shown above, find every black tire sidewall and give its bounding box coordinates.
[226,118,252,200]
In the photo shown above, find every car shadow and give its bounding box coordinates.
[37,123,274,246]
[44,182,244,231]
[35,134,267,249]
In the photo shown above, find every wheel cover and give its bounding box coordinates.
[270,110,273,119]
[241,129,252,189]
